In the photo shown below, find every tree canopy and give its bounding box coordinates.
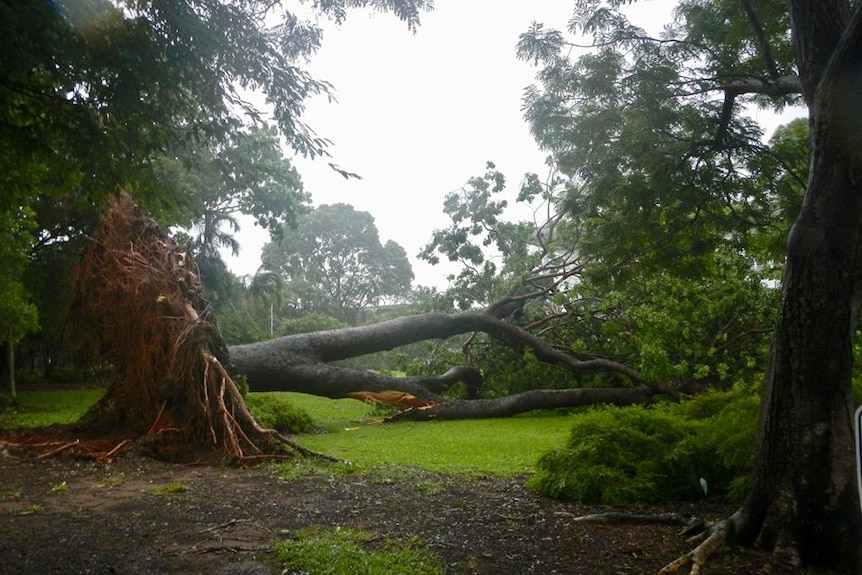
[0,0,431,363]
[506,1,862,572]
[261,203,414,324]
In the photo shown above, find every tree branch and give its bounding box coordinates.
[740,0,780,79]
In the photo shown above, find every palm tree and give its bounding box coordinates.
[248,270,285,336]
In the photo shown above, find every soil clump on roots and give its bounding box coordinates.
[66,192,297,462]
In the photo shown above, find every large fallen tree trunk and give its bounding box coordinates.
[385,386,664,421]
[67,194,665,445]
[228,311,645,399]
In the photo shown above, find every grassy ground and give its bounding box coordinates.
[0,388,573,476]
[0,387,104,429]
[285,392,572,475]
[0,387,576,575]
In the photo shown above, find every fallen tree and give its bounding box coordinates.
[385,387,664,421]
[59,193,666,460]
[227,307,664,419]
[68,193,333,462]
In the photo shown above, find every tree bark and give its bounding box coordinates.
[228,311,645,400]
[675,3,862,573]
[386,386,662,421]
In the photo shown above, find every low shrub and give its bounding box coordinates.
[527,387,759,504]
[245,393,316,434]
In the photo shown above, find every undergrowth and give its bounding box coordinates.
[244,393,316,434]
[528,386,760,504]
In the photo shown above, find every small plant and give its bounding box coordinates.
[15,503,44,515]
[245,393,316,434]
[271,526,447,575]
[100,474,125,488]
[50,481,69,493]
[147,482,188,496]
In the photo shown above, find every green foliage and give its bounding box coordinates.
[272,526,447,575]
[0,0,430,370]
[528,387,760,504]
[419,162,573,309]
[233,374,250,398]
[215,310,266,346]
[262,204,414,324]
[278,313,348,336]
[572,248,779,387]
[0,208,39,343]
[245,393,316,434]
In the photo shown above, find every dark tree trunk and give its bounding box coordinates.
[228,311,646,401]
[679,3,862,572]
[386,386,662,421]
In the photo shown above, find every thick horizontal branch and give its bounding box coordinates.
[229,311,643,383]
[722,75,802,97]
[386,386,664,421]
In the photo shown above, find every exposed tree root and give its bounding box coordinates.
[656,509,747,575]
[0,430,137,462]
[572,509,749,575]
[61,192,336,463]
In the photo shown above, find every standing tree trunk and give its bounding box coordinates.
[739,4,862,565]
[667,3,862,572]
[6,335,15,400]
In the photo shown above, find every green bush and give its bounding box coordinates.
[527,387,759,504]
[245,393,316,434]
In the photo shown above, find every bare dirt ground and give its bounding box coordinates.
[0,447,841,575]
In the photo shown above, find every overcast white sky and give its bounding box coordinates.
[221,1,798,289]
[220,2,588,287]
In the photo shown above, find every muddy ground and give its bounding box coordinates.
[0,447,840,575]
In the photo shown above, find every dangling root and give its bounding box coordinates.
[657,510,743,574]
[572,509,741,575]
[63,191,343,464]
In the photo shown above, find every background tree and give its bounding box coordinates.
[517,0,862,571]
[0,0,429,374]
[262,203,414,325]
[248,270,287,337]
[0,210,39,397]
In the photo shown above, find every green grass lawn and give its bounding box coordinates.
[0,387,573,477]
[279,392,573,476]
[0,387,104,429]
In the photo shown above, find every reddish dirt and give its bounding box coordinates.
[0,448,840,575]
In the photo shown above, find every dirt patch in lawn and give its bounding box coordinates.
[0,448,838,575]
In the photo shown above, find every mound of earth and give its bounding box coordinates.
[0,451,835,575]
